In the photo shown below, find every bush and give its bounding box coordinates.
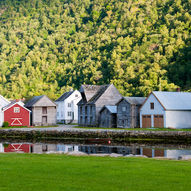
[2,121,9,127]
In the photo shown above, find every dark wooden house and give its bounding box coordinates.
[99,105,117,128]
[25,95,57,126]
[78,84,122,127]
[117,97,146,128]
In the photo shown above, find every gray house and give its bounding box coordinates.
[25,95,57,126]
[78,84,122,127]
[99,106,117,128]
[117,97,146,128]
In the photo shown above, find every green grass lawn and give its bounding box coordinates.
[0,154,191,191]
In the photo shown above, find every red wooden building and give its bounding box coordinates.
[4,144,32,153]
[3,102,31,127]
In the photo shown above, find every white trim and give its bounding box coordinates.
[11,118,22,125]
[2,102,31,113]
[33,95,57,107]
[0,95,10,104]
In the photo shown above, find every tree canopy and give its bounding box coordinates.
[0,0,191,99]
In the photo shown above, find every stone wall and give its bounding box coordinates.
[1,129,191,143]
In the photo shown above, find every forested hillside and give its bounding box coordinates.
[0,0,191,99]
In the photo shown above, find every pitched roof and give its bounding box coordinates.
[77,99,84,105]
[3,101,31,112]
[25,95,44,107]
[100,105,117,114]
[87,84,111,104]
[105,106,117,113]
[80,85,102,102]
[56,91,74,102]
[0,95,10,104]
[152,91,191,110]
[123,97,146,105]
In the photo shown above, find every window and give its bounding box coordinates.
[68,111,72,117]
[75,94,78,97]
[42,107,47,114]
[122,107,126,112]
[68,103,71,107]
[57,112,59,116]
[90,106,93,114]
[150,103,154,110]
[14,107,20,113]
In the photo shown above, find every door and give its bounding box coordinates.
[154,115,164,128]
[142,148,152,157]
[42,116,47,125]
[142,115,151,128]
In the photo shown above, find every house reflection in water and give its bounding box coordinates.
[1,142,191,160]
[141,148,165,158]
[32,144,57,153]
[57,145,79,153]
[0,143,4,152]
[3,143,33,153]
[141,148,191,159]
[78,145,141,155]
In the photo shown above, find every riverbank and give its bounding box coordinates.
[1,125,191,143]
[0,153,190,191]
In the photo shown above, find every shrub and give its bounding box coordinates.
[2,121,9,127]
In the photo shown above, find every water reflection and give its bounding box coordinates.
[1,142,191,159]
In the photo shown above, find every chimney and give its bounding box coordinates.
[176,88,181,92]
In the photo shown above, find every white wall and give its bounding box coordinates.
[56,90,81,122]
[0,96,10,127]
[140,93,166,128]
[166,150,191,159]
[0,143,4,152]
[166,110,191,128]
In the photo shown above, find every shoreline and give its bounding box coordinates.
[1,126,191,143]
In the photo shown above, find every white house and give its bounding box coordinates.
[55,90,81,124]
[140,91,191,129]
[0,143,4,152]
[0,95,10,126]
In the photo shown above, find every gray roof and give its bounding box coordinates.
[56,91,74,102]
[105,106,117,113]
[123,97,146,105]
[153,91,191,110]
[87,84,110,104]
[77,99,84,105]
[80,84,108,103]
[25,95,44,107]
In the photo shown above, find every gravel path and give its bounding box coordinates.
[1,125,127,132]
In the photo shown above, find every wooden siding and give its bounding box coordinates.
[117,100,141,128]
[32,106,56,126]
[99,108,117,128]
[78,85,121,127]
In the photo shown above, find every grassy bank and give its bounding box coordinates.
[0,154,191,191]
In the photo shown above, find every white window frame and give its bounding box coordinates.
[14,107,20,113]
[122,106,126,112]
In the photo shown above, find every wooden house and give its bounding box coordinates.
[0,95,10,127]
[78,84,122,127]
[25,95,57,126]
[3,101,31,127]
[117,97,146,128]
[140,91,191,129]
[99,106,117,128]
[55,90,81,124]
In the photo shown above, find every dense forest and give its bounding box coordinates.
[0,0,191,99]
